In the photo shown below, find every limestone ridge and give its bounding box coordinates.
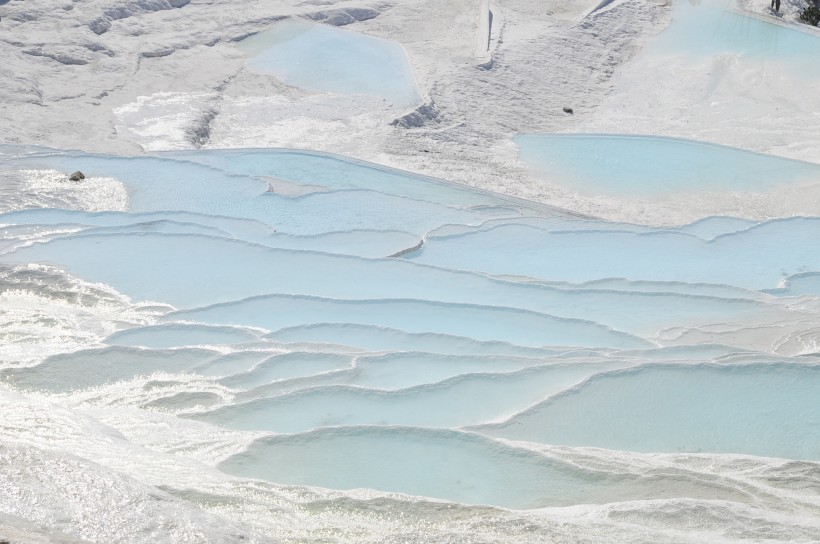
[391,98,442,129]
[89,0,192,35]
[305,5,385,27]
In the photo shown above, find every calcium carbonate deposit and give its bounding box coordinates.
[1,0,819,543]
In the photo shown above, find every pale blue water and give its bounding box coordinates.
[195,361,636,433]
[5,2,820,507]
[3,347,218,393]
[163,148,505,208]
[2,143,820,512]
[237,18,420,107]
[408,219,820,290]
[4,4,820,541]
[105,324,263,348]
[478,363,820,461]
[218,427,751,509]
[767,271,820,296]
[515,134,820,197]
[3,148,531,235]
[266,324,564,357]
[655,0,820,66]
[515,0,820,198]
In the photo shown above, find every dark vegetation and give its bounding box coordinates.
[801,1,820,26]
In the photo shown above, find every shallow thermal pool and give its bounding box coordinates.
[516,0,820,202]
[514,134,820,198]
[1,143,819,525]
[2,2,820,542]
[654,0,820,64]
[237,18,420,108]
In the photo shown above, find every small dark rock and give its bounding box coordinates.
[563,107,574,114]
[69,171,85,181]
[391,99,441,128]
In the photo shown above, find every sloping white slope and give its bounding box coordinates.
[3,0,817,223]
[0,0,702,220]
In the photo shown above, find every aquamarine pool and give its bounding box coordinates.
[515,134,820,197]
[654,0,820,65]
[237,19,420,108]
[516,0,820,199]
[2,140,820,509]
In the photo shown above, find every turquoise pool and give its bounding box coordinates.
[237,19,420,108]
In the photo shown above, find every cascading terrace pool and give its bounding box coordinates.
[1,1,819,542]
[515,0,820,203]
[1,143,819,514]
